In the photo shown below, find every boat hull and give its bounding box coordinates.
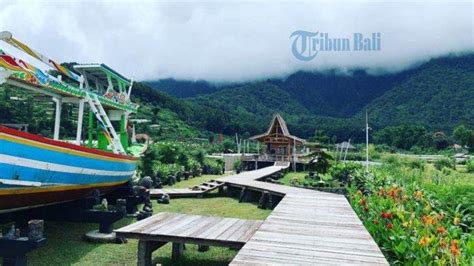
[0,126,138,213]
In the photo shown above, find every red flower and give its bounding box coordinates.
[386,223,393,229]
[381,211,392,219]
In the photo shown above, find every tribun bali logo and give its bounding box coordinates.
[290,31,381,61]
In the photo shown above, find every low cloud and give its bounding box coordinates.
[0,0,472,82]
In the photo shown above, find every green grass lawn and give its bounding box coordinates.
[280,171,334,186]
[164,174,228,189]
[25,196,270,266]
[280,171,308,186]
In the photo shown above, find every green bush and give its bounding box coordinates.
[434,158,455,171]
[381,154,401,166]
[205,158,224,175]
[466,160,474,173]
[406,158,426,170]
[233,160,242,171]
[329,162,363,186]
[441,167,452,175]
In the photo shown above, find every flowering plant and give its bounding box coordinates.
[349,178,473,264]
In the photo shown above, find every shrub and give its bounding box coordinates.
[466,160,474,173]
[434,158,455,171]
[441,167,452,175]
[205,159,223,175]
[329,162,363,186]
[306,150,332,174]
[233,160,242,171]
[401,158,426,170]
[381,154,401,166]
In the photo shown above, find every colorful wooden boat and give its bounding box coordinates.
[0,32,140,213]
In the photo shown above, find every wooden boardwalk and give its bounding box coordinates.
[118,165,387,265]
[115,212,263,265]
[219,166,388,265]
[150,180,224,198]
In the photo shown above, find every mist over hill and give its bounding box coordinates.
[145,54,474,141]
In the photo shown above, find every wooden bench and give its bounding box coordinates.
[115,212,263,266]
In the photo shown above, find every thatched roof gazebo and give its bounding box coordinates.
[250,113,305,162]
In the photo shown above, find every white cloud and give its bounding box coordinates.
[0,0,472,82]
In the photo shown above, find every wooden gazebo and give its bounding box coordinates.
[250,113,305,162]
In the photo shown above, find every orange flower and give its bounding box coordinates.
[386,223,393,230]
[436,226,447,235]
[359,198,367,206]
[419,236,430,247]
[414,190,423,200]
[450,240,460,257]
[422,215,432,225]
[453,217,461,225]
[422,215,437,226]
[439,239,448,248]
[388,187,399,199]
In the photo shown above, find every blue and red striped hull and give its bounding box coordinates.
[0,126,138,213]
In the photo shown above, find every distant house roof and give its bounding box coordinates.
[452,144,463,150]
[250,113,305,144]
[135,134,150,140]
[336,141,356,149]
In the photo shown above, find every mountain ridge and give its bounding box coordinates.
[145,54,474,141]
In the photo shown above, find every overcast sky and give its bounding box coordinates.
[0,0,472,82]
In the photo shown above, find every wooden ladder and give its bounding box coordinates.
[85,93,125,154]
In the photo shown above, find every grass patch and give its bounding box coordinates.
[280,171,308,186]
[164,174,226,189]
[25,196,270,266]
[280,171,334,186]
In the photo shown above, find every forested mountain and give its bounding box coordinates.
[147,54,474,141]
[1,54,472,147]
[146,79,220,98]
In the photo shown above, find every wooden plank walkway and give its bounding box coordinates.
[115,212,263,265]
[150,180,224,198]
[219,166,388,265]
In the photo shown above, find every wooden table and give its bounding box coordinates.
[115,212,263,266]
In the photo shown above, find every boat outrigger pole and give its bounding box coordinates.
[0,31,81,82]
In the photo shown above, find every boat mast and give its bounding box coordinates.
[365,111,369,172]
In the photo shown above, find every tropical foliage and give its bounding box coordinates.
[138,142,224,182]
[346,157,473,264]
